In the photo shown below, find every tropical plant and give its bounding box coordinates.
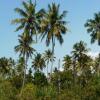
[0,80,17,100]
[85,12,100,45]
[95,53,100,76]
[71,41,89,85]
[16,57,25,76]
[32,53,46,71]
[20,83,36,100]
[15,34,35,95]
[71,41,89,69]
[40,3,68,53]
[26,68,34,83]
[0,57,15,78]
[43,49,56,75]
[63,55,72,71]
[12,0,45,41]
[33,70,48,87]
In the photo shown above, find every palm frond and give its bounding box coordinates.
[15,24,25,32]
[59,11,67,20]
[22,1,29,12]
[11,18,25,24]
[14,8,27,17]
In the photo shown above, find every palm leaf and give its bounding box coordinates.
[22,1,29,12]
[15,24,25,32]
[15,8,27,17]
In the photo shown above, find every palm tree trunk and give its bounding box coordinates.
[47,62,48,76]
[20,55,28,96]
[35,30,38,43]
[51,34,55,54]
[51,36,55,74]
[97,53,100,77]
[51,60,53,74]
[73,59,76,85]
[58,59,61,94]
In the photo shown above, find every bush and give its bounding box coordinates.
[20,83,36,100]
[0,80,17,100]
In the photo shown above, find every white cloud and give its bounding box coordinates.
[87,51,99,59]
[59,67,64,71]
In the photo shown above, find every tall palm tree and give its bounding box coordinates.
[80,55,93,77]
[40,3,68,53]
[12,0,45,41]
[15,34,35,95]
[71,41,89,84]
[72,41,89,69]
[43,49,56,75]
[32,53,46,71]
[85,12,100,45]
[63,55,72,71]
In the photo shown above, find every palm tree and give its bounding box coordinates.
[43,49,56,75]
[40,3,68,53]
[81,55,93,78]
[12,0,45,41]
[72,41,89,69]
[16,57,25,76]
[63,55,72,71]
[15,34,35,95]
[71,41,89,85]
[32,53,46,71]
[85,12,100,45]
[0,57,13,78]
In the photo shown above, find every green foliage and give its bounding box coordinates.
[32,53,46,71]
[20,83,36,100]
[33,70,48,87]
[10,75,23,89]
[26,68,34,83]
[40,3,68,53]
[63,55,72,71]
[0,57,15,78]
[0,80,17,100]
[85,12,100,45]
[1,0,100,99]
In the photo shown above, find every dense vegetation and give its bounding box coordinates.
[0,0,100,100]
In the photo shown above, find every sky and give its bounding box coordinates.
[0,0,100,70]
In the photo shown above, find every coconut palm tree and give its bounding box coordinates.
[71,41,89,69]
[0,57,13,78]
[32,53,46,71]
[71,41,89,85]
[85,12,100,45]
[40,3,68,53]
[15,34,35,95]
[43,49,56,75]
[16,57,25,76]
[12,0,45,41]
[63,55,72,71]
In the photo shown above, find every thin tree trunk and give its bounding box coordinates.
[51,60,53,74]
[51,34,55,54]
[20,55,28,96]
[73,59,76,85]
[73,58,77,99]
[35,32,38,43]
[47,62,48,76]
[52,37,54,54]
[97,53,100,77]
[51,35,55,74]
[58,59,61,94]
